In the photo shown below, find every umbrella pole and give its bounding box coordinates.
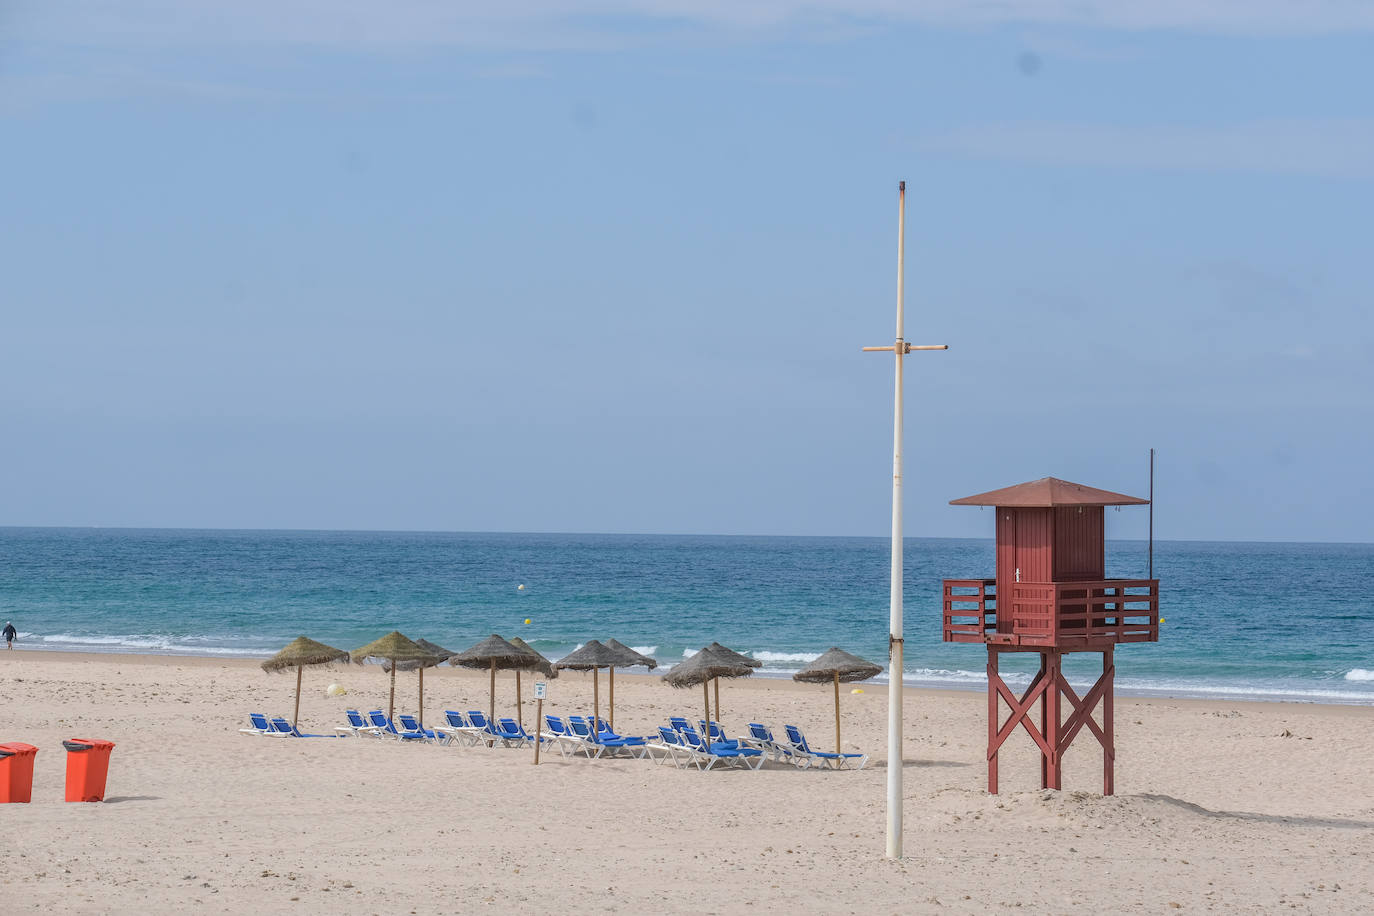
[593,667,600,732]
[419,666,424,729]
[489,659,497,728]
[293,665,303,731]
[609,667,615,732]
[703,680,710,747]
[516,669,523,733]
[388,662,396,722]
[835,671,842,754]
[713,677,721,729]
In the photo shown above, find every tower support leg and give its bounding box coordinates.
[987,651,998,794]
[1044,651,1062,790]
[1103,647,1115,795]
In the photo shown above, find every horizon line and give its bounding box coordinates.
[0,523,1368,548]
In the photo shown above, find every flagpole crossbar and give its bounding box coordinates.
[862,344,948,352]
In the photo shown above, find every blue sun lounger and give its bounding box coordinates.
[270,717,338,738]
[494,718,535,747]
[677,725,763,771]
[367,710,427,742]
[435,710,490,747]
[567,716,641,758]
[240,712,280,736]
[542,715,595,758]
[467,711,517,747]
[335,709,384,738]
[397,714,440,744]
[783,724,868,770]
[739,723,803,766]
[648,726,702,769]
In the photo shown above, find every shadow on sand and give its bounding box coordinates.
[1135,793,1374,830]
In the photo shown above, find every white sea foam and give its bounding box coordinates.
[629,645,657,655]
[751,650,822,664]
[32,633,265,657]
[1344,669,1374,681]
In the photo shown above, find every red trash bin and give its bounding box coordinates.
[63,738,115,802]
[0,743,39,803]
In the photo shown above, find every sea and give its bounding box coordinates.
[1,527,1371,705]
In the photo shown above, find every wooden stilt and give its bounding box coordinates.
[593,667,600,731]
[1103,647,1115,795]
[987,651,999,794]
[713,677,721,730]
[1045,651,1062,790]
[609,667,615,732]
[516,669,522,733]
[489,659,496,728]
[1039,652,1049,789]
[419,666,425,728]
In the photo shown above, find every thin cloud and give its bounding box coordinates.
[8,1,1374,52]
[909,119,1374,178]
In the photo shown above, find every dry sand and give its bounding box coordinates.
[1,649,1372,914]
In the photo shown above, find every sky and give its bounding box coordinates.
[1,2,1371,542]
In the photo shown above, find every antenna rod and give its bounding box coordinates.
[1148,448,1155,580]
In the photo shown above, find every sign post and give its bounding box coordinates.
[533,682,547,765]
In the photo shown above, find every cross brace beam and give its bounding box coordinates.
[986,646,1116,795]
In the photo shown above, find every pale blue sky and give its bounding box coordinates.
[2,3,1371,541]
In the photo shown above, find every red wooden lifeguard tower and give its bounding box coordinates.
[942,477,1159,794]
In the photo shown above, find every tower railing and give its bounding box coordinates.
[943,578,1158,646]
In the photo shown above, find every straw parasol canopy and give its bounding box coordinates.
[707,641,762,668]
[450,634,540,728]
[603,638,658,670]
[598,639,658,731]
[662,645,756,743]
[507,636,558,732]
[261,636,350,731]
[701,642,760,726]
[507,637,558,678]
[381,639,456,728]
[554,640,624,733]
[351,631,440,722]
[793,647,882,754]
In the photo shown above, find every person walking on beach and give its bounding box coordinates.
[3,622,15,649]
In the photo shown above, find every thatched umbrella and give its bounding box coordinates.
[554,640,623,732]
[448,634,532,728]
[261,636,350,731]
[507,636,558,732]
[704,642,761,725]
[794,647,882,754]
[602,639,658,732]
[382,638,455,728]
[351,631,440,722]
[661,645,756,743]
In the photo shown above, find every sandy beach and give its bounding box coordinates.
[1,649,1372,914]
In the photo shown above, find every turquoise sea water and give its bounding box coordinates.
[1,527,1371,704]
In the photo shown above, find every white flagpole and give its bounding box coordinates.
[886,180,907,859]
[861,181,946,860]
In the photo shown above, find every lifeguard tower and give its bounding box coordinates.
[942,477,1159,794]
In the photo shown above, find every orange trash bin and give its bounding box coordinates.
[63,738,115,802]
[0,743,39,803]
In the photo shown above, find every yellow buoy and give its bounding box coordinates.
[850,688,864,694]
[517,584,525,590]
[524,618,531,625]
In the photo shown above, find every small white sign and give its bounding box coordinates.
[533,682,547,700]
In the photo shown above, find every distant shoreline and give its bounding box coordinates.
[6,644,1373,709]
